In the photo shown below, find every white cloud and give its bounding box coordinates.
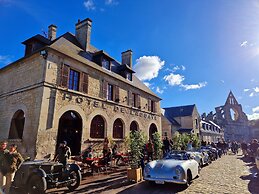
[105,0,118,5]
[181,65,186,71]
[181,82,207,90]
[248,87,259,97]
[0,55,12,65]
[249,92,254,97]
[84,0,95,10]
[252,106,259,113]
[240,41,248,47]
[156,87,164,94]
[244,88,250,92]
[134,56,165,81]
[163,73,185,86]
[143,82,151,88]
[247,113,259,120]
[221,80,225,84]
[254,87,259,92]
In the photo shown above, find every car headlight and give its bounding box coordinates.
[175,166,184,178]
[144,165,151,175]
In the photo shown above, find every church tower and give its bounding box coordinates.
[215,91,249,141]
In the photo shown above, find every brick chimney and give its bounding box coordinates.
[121,50,133,68]
[48,24,57,41]
[75,18,92,51]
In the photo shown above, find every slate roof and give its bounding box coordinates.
[22,34,51,45]
[164,104,196,118]
[46,32,160,99]
[178,128,193,133]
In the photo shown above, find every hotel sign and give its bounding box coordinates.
[63,93,157,120]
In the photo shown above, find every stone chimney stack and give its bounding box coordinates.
[48,24,57,41]
[75,18,92,51]
[121,50,133,68]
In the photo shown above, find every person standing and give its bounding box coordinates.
[146,139,154,162]
[186,140,193,151]
[0,141,9,191]
[241,141,248,157]
[103,138,109,157]
[163,137,170,155]
[5,144,23,194]
[54,141,71,166]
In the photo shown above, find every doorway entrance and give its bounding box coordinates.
[149,123,158,140]
[56,111,82,156]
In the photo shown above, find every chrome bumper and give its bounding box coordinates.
[144,177,187,184]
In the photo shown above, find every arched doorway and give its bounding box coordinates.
[56,111,82,156]
[9,110,25,139]
[90,115,105,138]
[149,123,158,139]
[113,118,124,139]
[130,121,139,132]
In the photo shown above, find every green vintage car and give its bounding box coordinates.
[10,160,81,194]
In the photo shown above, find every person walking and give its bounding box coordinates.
[146,139,154,162]
[5,144,23,194]
[241,141,248,157]
[0,141,9,192]
[54,141,71,166]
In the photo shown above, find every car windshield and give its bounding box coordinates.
[164,151,189,160]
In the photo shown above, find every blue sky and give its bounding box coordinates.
[0,0,259,119]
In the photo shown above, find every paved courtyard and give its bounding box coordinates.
[49,153,259,194]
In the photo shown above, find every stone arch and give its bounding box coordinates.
[149,123,158,139]
[90,115,106,139]
[113,118,125,139]
[87,110,109,139]
[8,110,25,139]
[56,110,83,155]
[130,120,139,132]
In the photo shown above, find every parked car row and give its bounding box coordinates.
[143,146,223,187]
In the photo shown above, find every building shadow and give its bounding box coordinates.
[238,156,259,194]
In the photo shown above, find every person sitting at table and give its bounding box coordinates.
[82,147,94,166]
[112,144,123,165]
[99,148,112,166]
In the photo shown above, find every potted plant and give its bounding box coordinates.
[127,130,145,182]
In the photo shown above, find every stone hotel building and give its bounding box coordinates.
[0,18,161,159]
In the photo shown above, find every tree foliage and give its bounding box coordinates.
[152,132,163,159]
[129,130,145,169]
[172,133,201,150]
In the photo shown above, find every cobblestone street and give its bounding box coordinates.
[50,153,259,194]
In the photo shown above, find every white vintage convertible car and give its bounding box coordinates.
[143,151,199,186]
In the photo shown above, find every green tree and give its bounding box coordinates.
[129,130,145,169]
[152,132,163,159]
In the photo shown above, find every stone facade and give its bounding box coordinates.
[200,119,224,143]
[163,104,201,136]
[214,91,249,141]
[0,19,161,159]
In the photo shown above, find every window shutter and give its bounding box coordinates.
[102,80,107,99]
[60,64,69,87]
[154,102,157,113]
[115,85,120,102]
[137,94,141,109]
[80,73,88,94]
[148,99,151,111]
[128,91,132,106]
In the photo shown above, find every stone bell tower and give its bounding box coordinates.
[215,91,249,141]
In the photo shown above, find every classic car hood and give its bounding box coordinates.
[149,159,187,170]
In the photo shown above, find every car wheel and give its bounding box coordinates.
[67,170,82,191]
[186,170,192,187]
[27,175,47,194]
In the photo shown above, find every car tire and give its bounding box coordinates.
[186,170,192,187]
[27,175,47,194]
[67,170,82,191]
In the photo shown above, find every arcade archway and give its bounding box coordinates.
[56,111,82,156]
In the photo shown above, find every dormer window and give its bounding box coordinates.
[126,72,132,81]
[102,58,111,70]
